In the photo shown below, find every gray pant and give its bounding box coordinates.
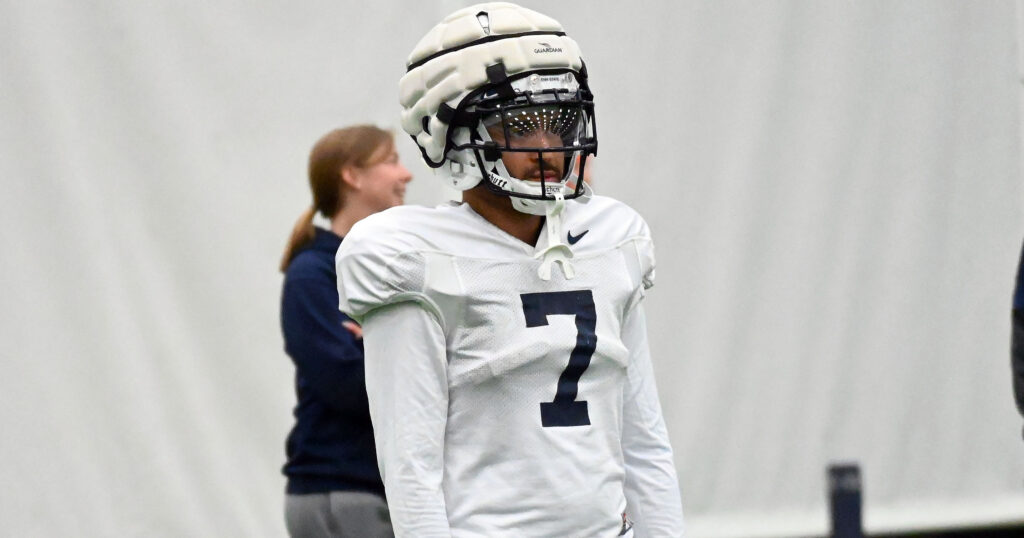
[285,491,394,538]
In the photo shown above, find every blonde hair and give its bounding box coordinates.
[280,125,393,272]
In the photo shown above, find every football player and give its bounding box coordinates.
[335,2,685,536]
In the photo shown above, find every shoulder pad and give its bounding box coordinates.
[334,210,444,325]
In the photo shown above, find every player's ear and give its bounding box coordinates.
[339,166,361,191]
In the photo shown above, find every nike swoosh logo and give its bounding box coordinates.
[566,229,588,245]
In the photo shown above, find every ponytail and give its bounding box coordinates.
[279,205,317,273]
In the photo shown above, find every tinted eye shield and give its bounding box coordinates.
[451,70,596,153]
[482,112,584,153]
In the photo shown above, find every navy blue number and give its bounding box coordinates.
[520,290,597,427]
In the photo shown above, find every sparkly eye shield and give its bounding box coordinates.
[491,105,582,138]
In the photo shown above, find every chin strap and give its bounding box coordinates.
[534,192,575,280]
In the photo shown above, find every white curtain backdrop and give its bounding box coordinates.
[2,1,1021,536]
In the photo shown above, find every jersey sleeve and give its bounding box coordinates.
[622,214,657,312]
[637,222,656,291]
[362,302,452,537]
[621,302,685,537]
[335,217,444,327]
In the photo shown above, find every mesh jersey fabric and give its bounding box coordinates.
[335,196,681,537]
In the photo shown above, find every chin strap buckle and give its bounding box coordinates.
[534,193,575,280]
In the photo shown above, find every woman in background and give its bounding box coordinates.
[279,125,411,538]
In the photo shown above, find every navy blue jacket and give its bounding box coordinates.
[281,228,384,495]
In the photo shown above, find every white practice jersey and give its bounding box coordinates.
[336,195,683,537]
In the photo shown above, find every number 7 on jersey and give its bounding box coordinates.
[520,290,597,427]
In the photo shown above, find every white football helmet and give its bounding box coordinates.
[399,2,597,216]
